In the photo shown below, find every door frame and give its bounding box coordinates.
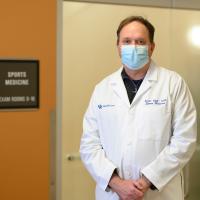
[56,0,63,200]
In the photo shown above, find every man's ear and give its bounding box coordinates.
[150,42,155,56]
[117,44,121,57]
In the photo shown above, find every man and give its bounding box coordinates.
[80,16,197,200]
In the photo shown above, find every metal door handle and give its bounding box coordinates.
[66,152,80,161]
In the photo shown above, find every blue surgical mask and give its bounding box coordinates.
[121,45,149,70]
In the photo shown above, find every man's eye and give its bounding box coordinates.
[137,40,145,45]
[123,39,131,44]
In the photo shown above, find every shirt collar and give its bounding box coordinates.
[121,68,130,80]
[121,68,144,82]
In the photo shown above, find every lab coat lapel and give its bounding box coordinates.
[109,67,130,106]
[131,61,158,105]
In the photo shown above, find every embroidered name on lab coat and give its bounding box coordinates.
[145,99,167,105]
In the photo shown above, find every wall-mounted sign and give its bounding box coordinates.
[0,60,39,109]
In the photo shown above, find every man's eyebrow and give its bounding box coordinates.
[121,37,131,40]
[134,37,145,41]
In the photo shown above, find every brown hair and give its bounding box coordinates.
[117,16,155,44]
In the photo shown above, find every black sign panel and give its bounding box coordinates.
[0,60,39,109]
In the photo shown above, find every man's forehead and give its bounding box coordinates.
[119,22,149,38]
[121,22,148,33]
[121,36,146,41]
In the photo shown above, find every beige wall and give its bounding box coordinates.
[0,1,57,200]
[65,0,200,10]
[62,2,200,200]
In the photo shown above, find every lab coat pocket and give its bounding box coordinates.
[97,102,124,138]
[138,105,171,141]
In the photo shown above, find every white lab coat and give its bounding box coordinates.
[80,61,197,200]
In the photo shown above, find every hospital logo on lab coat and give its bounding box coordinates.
[98,104,115,109]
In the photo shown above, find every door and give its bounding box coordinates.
[62,2,121,199]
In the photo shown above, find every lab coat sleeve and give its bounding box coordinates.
[80,87,117,191]
[141,76,197,191]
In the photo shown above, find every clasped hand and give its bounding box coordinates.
[109,175,151,200]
